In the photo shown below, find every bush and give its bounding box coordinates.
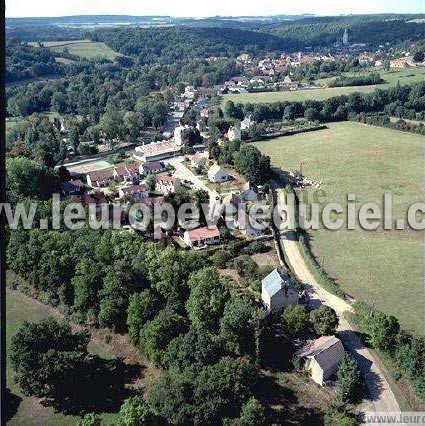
[281,305,309,337]
[241,242,267,255]
[310,305,339,336]
[211,250,231,269]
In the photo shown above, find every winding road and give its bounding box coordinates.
[274,186,401,415]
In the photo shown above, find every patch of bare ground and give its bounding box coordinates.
[250,240,281,268]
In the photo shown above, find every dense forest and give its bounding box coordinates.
[266,18,425,47]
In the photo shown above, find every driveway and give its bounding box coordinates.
[274,185,400,414]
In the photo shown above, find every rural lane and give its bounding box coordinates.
[274,187,401,414]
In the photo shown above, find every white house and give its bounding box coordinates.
[155,175,181,194]
[240,115,255,131]
[118,184,149,201]
[208,163,231,183]
[228,126,241,142]
[261,269,298,312]
[298,336,346,386]
[183,226,221,249]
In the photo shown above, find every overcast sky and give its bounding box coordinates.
[5,0,424,18]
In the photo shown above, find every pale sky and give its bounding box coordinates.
[5,0,425,18]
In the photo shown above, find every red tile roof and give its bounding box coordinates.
[187,226,220,242]
[88,168,114,182]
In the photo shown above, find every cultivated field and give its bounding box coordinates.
[222,68,425,104]
[6,288,119,425]
[30,39,122,60]
[252,122,425,333]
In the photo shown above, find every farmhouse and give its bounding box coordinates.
[298,336,346,386]
[155,175,181,194]
[261,269,298,312]
[184,226,221,248]
[61,179,83,196]
[118,184,149,201]
[208,163,231,183]
[86,169,115,188]
[139,161,166,176]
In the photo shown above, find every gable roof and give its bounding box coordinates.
[208,163,229,177]
[262,268,293,297]
[141,161,165,171]
[192,152,207,165]
[186,226,220,242]
[87,168,114,182]
[298,336,345,371]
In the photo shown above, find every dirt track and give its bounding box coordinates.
[275,187,400,414]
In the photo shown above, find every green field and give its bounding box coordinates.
[252,122,425,333]
[223,68,425,104]
[30,39,122,60]
[6,289,118,425]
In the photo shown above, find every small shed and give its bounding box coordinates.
[298,335,345,386]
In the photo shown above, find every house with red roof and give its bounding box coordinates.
[183,226,221,249]
[86,169,115,188]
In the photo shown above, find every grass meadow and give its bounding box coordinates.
[29,39,122,60]
[222,67,425,104]
[252,122,424,333]
[6,288,119,425]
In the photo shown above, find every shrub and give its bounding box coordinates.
[211,250,231,269]
[281,305,309,337]
[310,305,339,336]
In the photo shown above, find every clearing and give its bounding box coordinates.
[222,68,425,104]
[252,121,424,333]
[30,39,122,60]
[6,285,159,425]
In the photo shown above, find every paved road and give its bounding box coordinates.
[165,156,219,205]
[274,186,400,414]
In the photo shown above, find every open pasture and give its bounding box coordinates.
[252,121,425,333]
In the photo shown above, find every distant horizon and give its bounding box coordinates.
[6,12,424,19]
[5,0,424,19]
